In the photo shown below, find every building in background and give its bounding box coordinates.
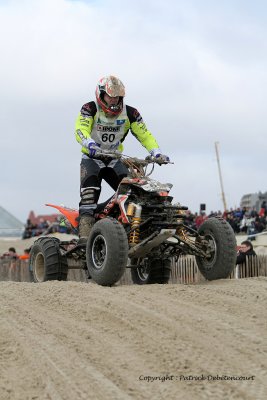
[240,191,267,212]
[22,210,62,239]
[0,206,24,237]
[27,210,59,226]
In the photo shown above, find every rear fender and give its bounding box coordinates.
[46,203,79,228]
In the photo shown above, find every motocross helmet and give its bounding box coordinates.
[95,75,125,117]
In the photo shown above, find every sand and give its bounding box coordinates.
[0,276,266,400]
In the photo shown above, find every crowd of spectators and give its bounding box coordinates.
[21,202,267,240]
[183,201,267,238]
[22,217,72,239]
[223,206,267,237]
[0,247,30,260]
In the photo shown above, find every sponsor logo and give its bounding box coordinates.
[116,119,125,125]
[97,125,120,132]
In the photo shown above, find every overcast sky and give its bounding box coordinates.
[1,0,267,223]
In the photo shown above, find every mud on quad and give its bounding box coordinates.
[30,151,237,286]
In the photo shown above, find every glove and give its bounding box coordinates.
[150,148,170,162]
[156,154,170,162]
[88,140,100,158]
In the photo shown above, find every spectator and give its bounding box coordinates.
[256,215,266,232]
[259,200,267,217]
[226,213,240,233]
[249,207,258,218]
[236,240,256,265]
[195,212,207,229]
[240,212,255,234]
[233,207,243,220]
[1,247,18,260]
[19,248,30,260]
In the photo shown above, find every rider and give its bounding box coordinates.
[75,75,170,242]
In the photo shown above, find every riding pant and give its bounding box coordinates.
[79,156,128,217]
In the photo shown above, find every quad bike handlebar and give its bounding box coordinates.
[93,150,173,178]
[93,149,173,166]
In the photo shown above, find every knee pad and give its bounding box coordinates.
[80,186,100,206]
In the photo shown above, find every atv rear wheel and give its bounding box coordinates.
[86,218,128,286]
[195,217,236,280]
[131,258,171,284]
[30,237,68,282]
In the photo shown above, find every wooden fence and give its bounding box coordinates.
[0,255,266,285]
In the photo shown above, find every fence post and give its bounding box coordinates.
[235,264,239,279]
[1,253,267,284]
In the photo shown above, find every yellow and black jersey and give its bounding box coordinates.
[75,101,159,155]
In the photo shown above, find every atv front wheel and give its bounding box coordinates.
[131,258,171,285]
[195,217,236,280]
[86,218,128,286]
[30,237,68,282]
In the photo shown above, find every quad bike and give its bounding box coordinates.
[29,151,237,286]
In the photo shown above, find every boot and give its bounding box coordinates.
[78,215,95,245]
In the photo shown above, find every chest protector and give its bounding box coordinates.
[90,105,127,150]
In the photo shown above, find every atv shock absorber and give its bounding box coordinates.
[177,209,187,224]
[126,202,135,216]
[129,204,142,246]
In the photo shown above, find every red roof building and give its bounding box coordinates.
[27,210,59,225]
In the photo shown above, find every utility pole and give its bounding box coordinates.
[214,141,227,211]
